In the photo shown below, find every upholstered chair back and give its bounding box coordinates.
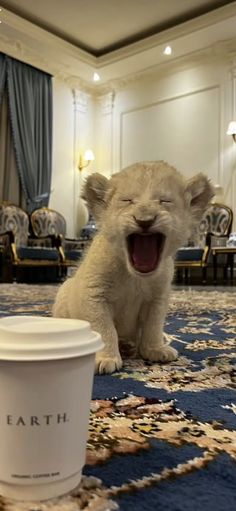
[0,203,29,247]
[30,208,66,239]
[30,207,84,267]
[200,203,232,236]
[197,203,233,246]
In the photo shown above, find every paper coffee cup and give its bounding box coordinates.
[0,315,103,501]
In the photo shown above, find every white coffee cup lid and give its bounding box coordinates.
[0,316,103,361]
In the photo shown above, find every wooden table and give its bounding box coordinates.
[211,246,236,284]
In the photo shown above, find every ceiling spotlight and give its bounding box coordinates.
[163,45,172,56]
[93,72,100,82]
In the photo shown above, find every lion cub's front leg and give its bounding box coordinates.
[95,331,123,375]
[138,300,178,363]
[84,303,122,374]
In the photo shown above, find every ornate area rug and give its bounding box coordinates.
[0,284,235,511]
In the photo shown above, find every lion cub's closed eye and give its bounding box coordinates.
[159,198,173,204]
[120,198,134,203]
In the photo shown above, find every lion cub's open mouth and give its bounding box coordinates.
[127,232,165,273]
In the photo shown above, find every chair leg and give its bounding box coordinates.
[213,253,218,285]
[202,266,207,285]
[229,254,234,285]
[184,268,189,284]
[61,265,68,279]
[175,268,182,283]
[223,261,228,285]
[2,258,13,283]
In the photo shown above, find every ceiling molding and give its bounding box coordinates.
[1,3,236,93]
[0,8,95,65]
[96,1,236,66]
[95,39,236,95]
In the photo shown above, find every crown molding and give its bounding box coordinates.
[97,2,236,67]
[94,12,236,87]
[0,8,95,65]
[0,29,95,91]
[0,7,96,85]
[1,3,236,94]
[95,39,236,94]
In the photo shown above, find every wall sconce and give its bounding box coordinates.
[227,121,236,143]
[78,149,95,171]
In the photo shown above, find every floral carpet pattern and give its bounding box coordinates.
[0,284,235,511]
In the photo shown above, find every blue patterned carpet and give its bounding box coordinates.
[0,284,235,511]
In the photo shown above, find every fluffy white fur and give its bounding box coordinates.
[53,161,213,374]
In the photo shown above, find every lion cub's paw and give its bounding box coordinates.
[140,345,178,363]
[95,352,123,374]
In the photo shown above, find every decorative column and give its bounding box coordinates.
[72,89,90,236]
[95,91,115,176]
[225,61,236,230]
[231,63,236,230]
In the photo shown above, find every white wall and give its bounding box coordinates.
[50,58,236,235]
[50,80,95,237]
[107,60,236,229]
[50,79,74,236]
[120,86,220,180]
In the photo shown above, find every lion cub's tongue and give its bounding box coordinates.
[131,234,158,273]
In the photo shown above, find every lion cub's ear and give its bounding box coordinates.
[185,173,214,222]
[82,173,109,221]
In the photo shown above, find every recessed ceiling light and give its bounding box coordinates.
[93,72,100,82]
[163,45,172,56]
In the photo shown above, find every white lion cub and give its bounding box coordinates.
[53,161,213,374]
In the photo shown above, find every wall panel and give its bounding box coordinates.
[120,86,220,183]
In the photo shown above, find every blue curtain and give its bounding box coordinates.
[1,53,53,213]
[0,53,7,105]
